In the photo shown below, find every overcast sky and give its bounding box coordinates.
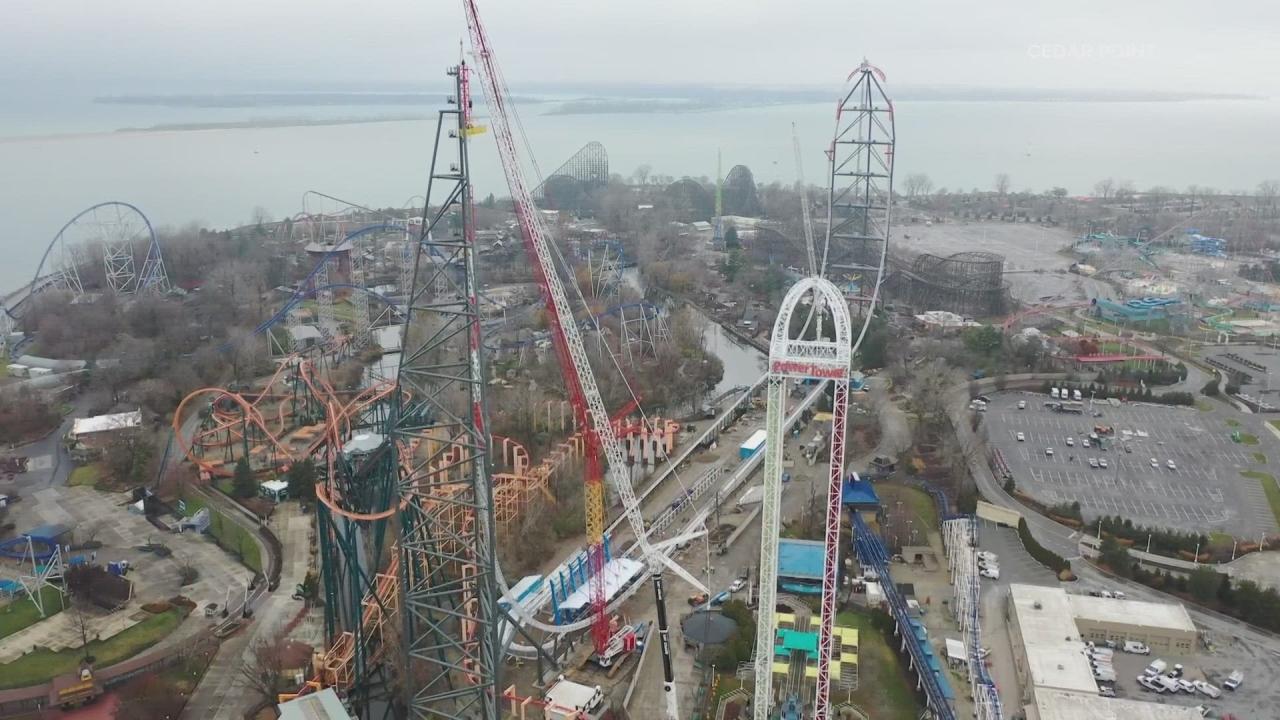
[4,0,1277,96]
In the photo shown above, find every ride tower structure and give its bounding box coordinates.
[751,278,851,720]
[393,61,501,719]
[825,61,895,318]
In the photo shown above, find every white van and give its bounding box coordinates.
[1123,640,1150,655]
[1050,388,1060,399]
[1073,389,1083,401]
[1223,670,1244,690]
[1144,659,1167,677]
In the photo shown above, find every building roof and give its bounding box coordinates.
[1031,689,1202,720]
[544,677,601,712]
[841,478,881,507]
[71,410,142,437]
[260,479,288,492]
[1008,584,1097,694]
[288,325,324,342]
[777,538,824,581]
[278,688,352,720]
[1066,593,1196,634]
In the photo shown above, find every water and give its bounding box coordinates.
[621,269,765,396]
[3,96,1280,290]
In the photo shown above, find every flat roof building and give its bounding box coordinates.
[543,676,604,720]
[1067,593,1197,654]
[1007,584,1097,704]
[277,688,353,720]
[1028,688,1202,720]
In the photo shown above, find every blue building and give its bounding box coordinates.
[777,538,825,595]
[1187,231,1227,258]
[1094,296,1181,323]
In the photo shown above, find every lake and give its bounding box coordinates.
[3,96,1279,290]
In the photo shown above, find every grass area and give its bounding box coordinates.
[1227,418,1242,428]
[1239,433,1260,445]
[1242,470,1280,529]
[1270,419,1280,432]
[1253,452,1268,464]
[836,610,923,719]
[0,586,66,639]
[1195,399,1214,412]
[180,491,263,575]
[875,484,939,531]
[67,464,102,488]
[0,608,185,689]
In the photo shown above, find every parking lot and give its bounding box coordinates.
[1204,344,1280,400]
[1087,637,1276,718]
[982,391,1278,536]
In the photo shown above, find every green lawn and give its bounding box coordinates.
[67,465,102,488]
[836,611,923,719]
[1253,452,1268,465]
[1227,419,1241,428]
[0,608,185,689]
[1239,433,1260,446]
[875,484,939,531]
[0,586,66,639]
[180,491,263,574]
[1270,420,1280,432]
[1242,470,1280,528]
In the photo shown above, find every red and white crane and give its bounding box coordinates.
[461,3,701,718]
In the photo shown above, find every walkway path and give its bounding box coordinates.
[182,503,312,719]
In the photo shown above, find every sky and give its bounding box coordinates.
[2,0,1277,96]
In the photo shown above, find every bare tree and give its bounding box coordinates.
[995,173,1011,196]
[1093,178,1115,200]
[1258,180,1280,218]
[904,173,933,198]
[631,164,652,186]
[238,629,289,703]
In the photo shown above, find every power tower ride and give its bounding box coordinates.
[751,278,851,720]
[462,2,700,717]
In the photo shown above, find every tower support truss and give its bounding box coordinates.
[824,62,895,313]
[394,62,500,720]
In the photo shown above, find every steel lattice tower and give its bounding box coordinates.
[826,62,895,315]
[394,62,500,720]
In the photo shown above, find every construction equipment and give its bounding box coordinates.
[461,3,703,718]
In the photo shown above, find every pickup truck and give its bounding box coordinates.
[51,665,101,710]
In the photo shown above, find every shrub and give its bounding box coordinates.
[1018,518,1070,574]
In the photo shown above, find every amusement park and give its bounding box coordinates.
[9,3,1280,720]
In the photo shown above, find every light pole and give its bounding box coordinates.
[1231,539,1238,561]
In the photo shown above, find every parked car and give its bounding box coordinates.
[1045,447,1054,456]
[1066,436,1074,446]
[1098,686,1116,698]
[1081,438,1091,448]
[979,566,1000,579]
[1193,680,1221,698]
[1223,670,1244,690]
[1150,458,1159,468]
[729,578,746,593]
[1123,641,1150,655]
[1017,400,1027,410]
[976,551,998,563]
[1099,458,1108,469]
[1016,432,1025,442]
[1177,679,1196,694]
[1167,459,1177,470]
